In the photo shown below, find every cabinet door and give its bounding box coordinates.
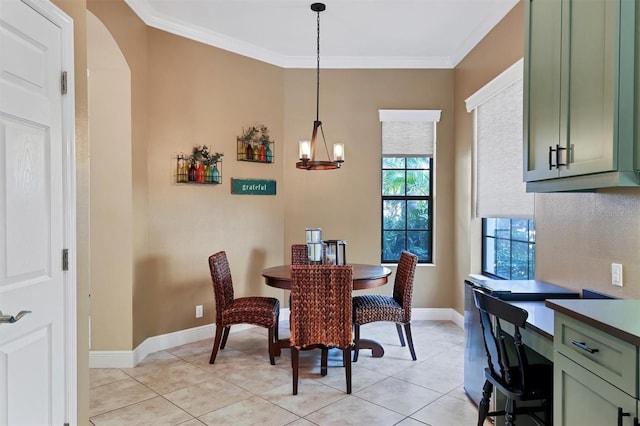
[523,0,562,182]
[554,353,637,426]
[559,0,617,177]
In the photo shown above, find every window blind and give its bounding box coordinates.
[465,59,534,219]
[378,110,441,155]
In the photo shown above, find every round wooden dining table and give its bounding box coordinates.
[262,263,392,290]
[261,263,392,358]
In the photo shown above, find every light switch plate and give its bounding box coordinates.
[611,263,623,287]
[195,305,203,318]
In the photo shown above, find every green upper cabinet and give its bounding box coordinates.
[524,0,640,192]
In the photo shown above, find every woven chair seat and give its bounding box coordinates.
[352,294,405,325]
[222,297,280,328]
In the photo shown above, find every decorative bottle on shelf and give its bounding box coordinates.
[196,161,205,182]
[246,143,254,161]
[188,160,197,182]
[258,145,266,162]
[177,155,188,182]
[212,163,220,183]
[266,144,273,163]
[237,139,246,160]
[205,163,213,182]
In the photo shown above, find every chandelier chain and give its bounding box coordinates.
[316,10,320,122]
[315,7,331,160]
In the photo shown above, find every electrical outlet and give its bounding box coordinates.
[611,263,623,287]
[195,305,203,318]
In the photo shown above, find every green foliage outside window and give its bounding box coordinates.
[381,157,432,263]
[482,218,535,279]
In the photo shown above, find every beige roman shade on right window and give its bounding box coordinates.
[466,59,534,219]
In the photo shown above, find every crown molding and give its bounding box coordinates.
[124,0,456,69]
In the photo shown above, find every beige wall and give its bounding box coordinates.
[452,1,525,314]
[87,11,134,351]
[536,189,640,299]
[283,69,455,308]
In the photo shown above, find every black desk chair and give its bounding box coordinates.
[473,288,552,426]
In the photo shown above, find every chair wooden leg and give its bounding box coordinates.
[505,399,516,426]
[395,323,406,347]
[477,380,493,426]
[268,326,275,365]
[220,326,231,349]
[353,324,361,362]
[209,325,224,364]
[343,347,352,394]
[403,322,417,360]
[321,347,328,376]
[292,347,299,395]
[274,312,280,342]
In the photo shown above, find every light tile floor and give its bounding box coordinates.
[90,320,490,426]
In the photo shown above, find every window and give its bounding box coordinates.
[482,218,535,279]
[382,157,432,263]
[378,109,440,264]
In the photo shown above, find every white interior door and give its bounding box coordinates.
[0,0,74,425]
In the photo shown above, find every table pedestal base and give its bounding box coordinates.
[355,338,385,358]
[272,338,384,358]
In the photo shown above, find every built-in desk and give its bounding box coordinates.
[503,300,555,362]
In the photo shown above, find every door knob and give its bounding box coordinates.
[0,310,31,324]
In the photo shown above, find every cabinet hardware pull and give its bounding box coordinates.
[548,145,555,170]
[618,407,630,426]
[571,340,599,354]
[555,144,567,168]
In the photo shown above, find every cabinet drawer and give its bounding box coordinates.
[555,312,637,397]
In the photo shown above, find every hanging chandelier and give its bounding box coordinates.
[296,2,345,170]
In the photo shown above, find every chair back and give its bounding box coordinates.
[208,251,235,324]
[473,288,530,392]
[392,251,418,320]
[291,244,309,265]
[290,265,353,349]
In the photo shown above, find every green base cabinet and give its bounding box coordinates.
[524,0,640,192]
[553,312,639,425]
[554,353,637,425]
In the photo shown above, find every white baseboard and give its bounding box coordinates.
[89,308,462,368]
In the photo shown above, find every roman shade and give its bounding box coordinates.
[378,110,441,155]
[466,59,534,219]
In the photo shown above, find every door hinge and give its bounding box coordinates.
[61,71,67,95]
[62,249,69,271]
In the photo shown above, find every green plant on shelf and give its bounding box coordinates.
[185,145,223,183]
[237,123,274,163]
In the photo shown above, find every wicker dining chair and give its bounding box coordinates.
[291,244,309,265]
[352,250,418,361]
[208,251,280,365]
[289,265,354,395]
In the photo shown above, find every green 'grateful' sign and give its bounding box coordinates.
[231,178,276,195]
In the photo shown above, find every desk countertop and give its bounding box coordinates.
[546,299,640,347]
[508,300,555,341]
